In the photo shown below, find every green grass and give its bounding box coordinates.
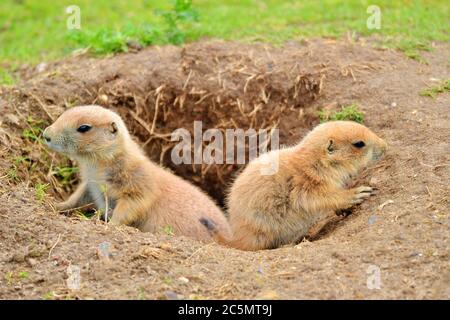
[66,1,199,54]
[162,225,175,236]
[0,68,15,85]
[4,271,14,285]
[34,182,49,201]
[22,116,47,142]
[52,166,79,185]
[420,79,450,98]
[42,291,55,300]
[0,0,448,82]
[318,104,365,123]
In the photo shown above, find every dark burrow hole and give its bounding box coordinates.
[120,110,320,208]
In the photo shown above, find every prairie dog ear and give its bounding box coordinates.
[110,122,118,134]
[327,139,335,154]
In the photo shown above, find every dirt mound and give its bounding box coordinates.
[3,41,325,205]
[0,39,449,299]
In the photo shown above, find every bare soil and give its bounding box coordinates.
[0,38,449,299]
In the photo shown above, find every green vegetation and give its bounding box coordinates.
[162,225,175,236]
[163,276,173,285]
[66,1,198,54]
[420,80,450,98]
[53,166,79,186]
[137,287,147,300]
[22,116,47,143]
[7,167,19,182]
[0,0,448,75]
[4,271,14,285]
[35,183,49,201]
[318,104,365,123]
[42,291,55,300]
[0,69,15,85]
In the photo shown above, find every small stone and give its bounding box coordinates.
[126,40,143,51]
[4,113,20,125]
[27,258,38,267]
[36,63,47,73]
[97,242,113,261]
[409,252,423,258]
[164,291,179,300]
[99,94,109,104]
[391,102,397,107]
[178,276,189,283]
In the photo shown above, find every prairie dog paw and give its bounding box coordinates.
[336,208,352,217]
[351,186,374,205]
[55,202,70,211]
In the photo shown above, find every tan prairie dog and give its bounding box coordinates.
[201,121,387,250]
[43,105,231,242]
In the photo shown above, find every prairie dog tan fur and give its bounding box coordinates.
[43,105,231,242]
[201,121,387,250]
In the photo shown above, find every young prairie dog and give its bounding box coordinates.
[43,105,231,242]
[201,121,387,250]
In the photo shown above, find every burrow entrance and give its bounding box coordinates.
[3,41,325,206]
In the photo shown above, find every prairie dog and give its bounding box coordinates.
[202,121,387,250]
[43,105,231,242]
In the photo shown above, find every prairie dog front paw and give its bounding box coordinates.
[55,201,71,211]
[350,186,374,205]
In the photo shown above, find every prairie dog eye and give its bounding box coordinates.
[352,141,365,148]
[77,124,92,133]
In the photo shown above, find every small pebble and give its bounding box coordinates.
[4,113,20,125]
[97,242,113,261]
[99,94,109,104]
[27,258,37,267]
[36,62,47,73]
[164,291,179,300]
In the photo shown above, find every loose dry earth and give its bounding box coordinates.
[0,38,448,299]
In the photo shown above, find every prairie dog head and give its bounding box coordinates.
[43,105,130,159]
[299,121,387,180]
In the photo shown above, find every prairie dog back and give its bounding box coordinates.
[43,105,231,242]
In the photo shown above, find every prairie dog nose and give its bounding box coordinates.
[43,127,51,143]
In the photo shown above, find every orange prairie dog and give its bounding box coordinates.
[43,105,231,242]
[201,121,387,250]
